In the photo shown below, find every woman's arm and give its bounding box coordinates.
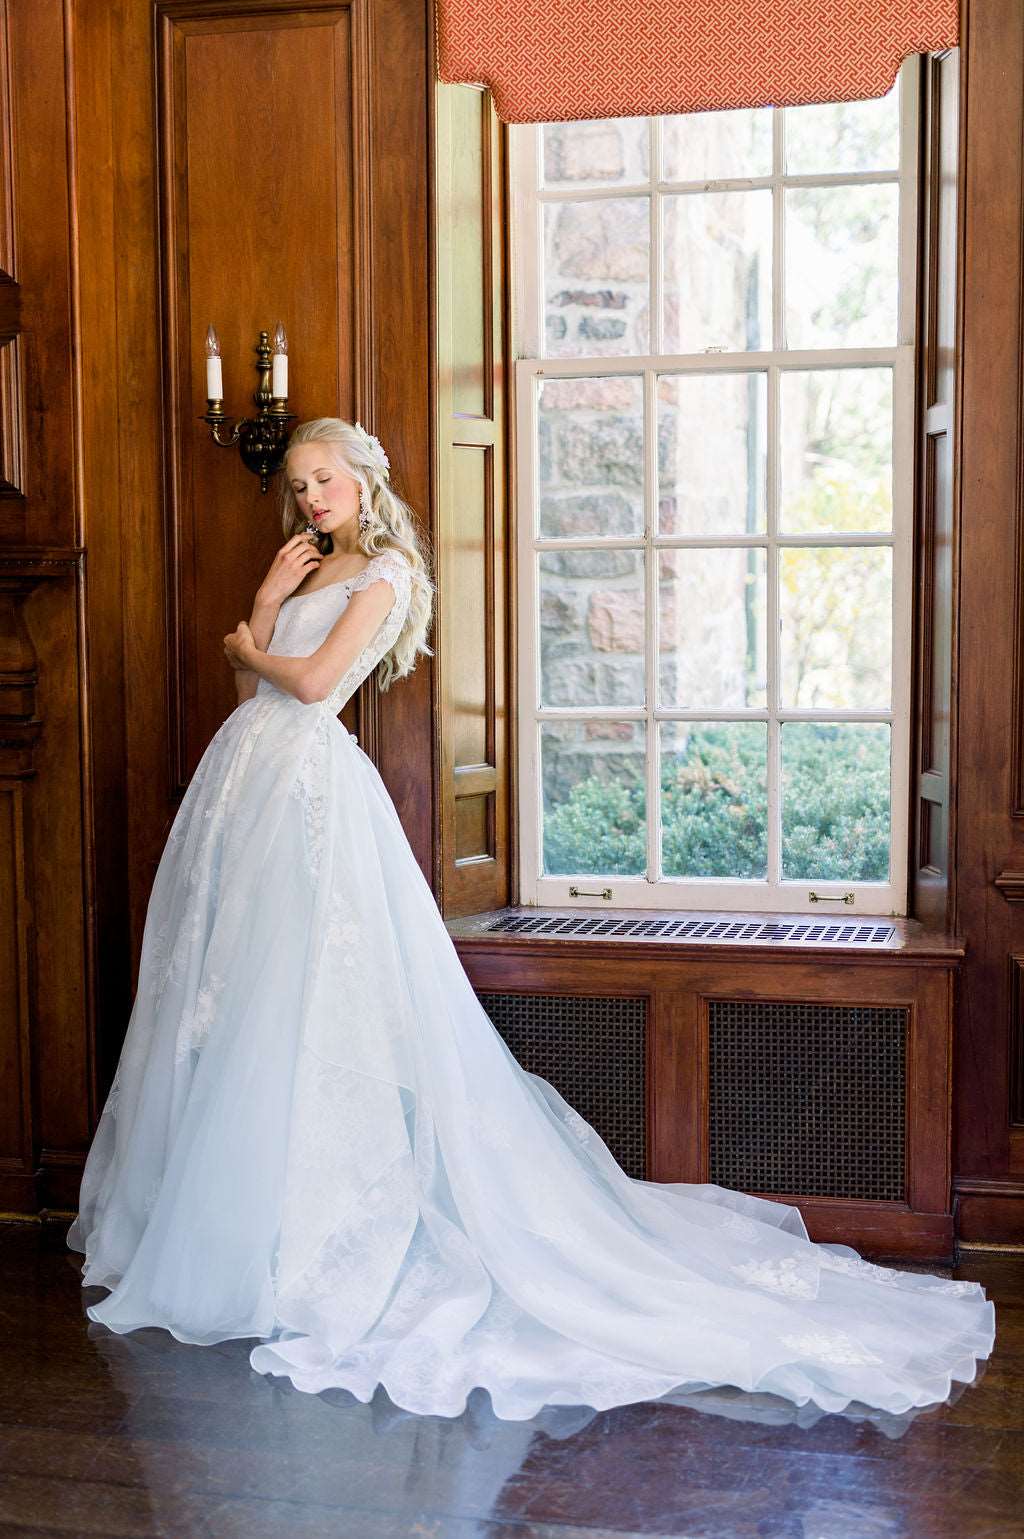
[224,577,398,706]
[228,533,322,706]
[233,595,282,705]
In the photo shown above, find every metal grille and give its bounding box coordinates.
[486,914,895,946]
[476,992,647,1178]
[709,999,906,1200]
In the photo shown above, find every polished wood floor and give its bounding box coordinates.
[0,1224,1021,1538]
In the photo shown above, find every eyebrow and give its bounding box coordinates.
[290,467,333,483]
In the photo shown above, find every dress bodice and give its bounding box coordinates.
[258,551,413,714]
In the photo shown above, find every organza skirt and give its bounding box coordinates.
[68,691,996,1421]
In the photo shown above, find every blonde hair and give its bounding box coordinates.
[280,417,434,690]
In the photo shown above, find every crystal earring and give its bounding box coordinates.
[358,484,372,533]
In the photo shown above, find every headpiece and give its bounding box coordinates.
[354,421,390,481]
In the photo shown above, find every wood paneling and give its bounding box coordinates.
[158,5,361,787]
[435,83,510,915]
[952,0,1024,1242]
[912,51,959,926]
[0,2,23,501]
[0,0,92,1216]
[2,1,75,546]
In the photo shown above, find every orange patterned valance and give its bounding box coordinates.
[435,1,959,123]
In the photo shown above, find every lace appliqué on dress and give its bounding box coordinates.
[719,1211,762,1242]
[818,1249,982,1298]
[731,1256,818,1299]
[562,1107,592,1146]
[781,1328,883,1367]
[174,970,227,1065]
[291,711,332,877]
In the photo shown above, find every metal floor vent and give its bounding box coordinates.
[486,914,895,946]
[476,992,647,1179]
[709,999,907,1201]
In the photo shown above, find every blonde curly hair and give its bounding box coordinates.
[280,417,434,690]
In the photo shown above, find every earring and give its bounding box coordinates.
[358,484,372,533]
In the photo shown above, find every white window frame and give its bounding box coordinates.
[510,61,920,916]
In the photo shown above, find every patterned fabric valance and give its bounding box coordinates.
[435,1,959,123]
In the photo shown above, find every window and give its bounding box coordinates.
[510,64,919,914]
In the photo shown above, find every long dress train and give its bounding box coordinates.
[67,550,996,1421]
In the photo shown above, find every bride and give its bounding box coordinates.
[67,416,996,1423]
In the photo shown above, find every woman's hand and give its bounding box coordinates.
[223,621,256,671]
[256,532,322,607]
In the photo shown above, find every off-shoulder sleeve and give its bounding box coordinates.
[348,552,413,609]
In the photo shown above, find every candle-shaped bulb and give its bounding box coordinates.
[205,324,223,400]
[272,322,288,399]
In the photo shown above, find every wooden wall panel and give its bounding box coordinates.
[3,0,76,546]
[435,83,510,916]
[159,6,360,787]
[0,774,32,1206]
[0,0,92,1216]
[911,49,959,928]
[0,0,23,503]
[952,0,1024,1242]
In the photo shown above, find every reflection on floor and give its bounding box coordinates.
[0,1224,1020,1538]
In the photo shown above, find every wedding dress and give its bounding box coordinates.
[67,549,996,1422]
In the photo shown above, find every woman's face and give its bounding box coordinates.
[286,442,360,539]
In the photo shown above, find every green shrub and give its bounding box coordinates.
[543,723,890,882]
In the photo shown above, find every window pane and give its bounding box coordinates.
[662,190,772,353]
[661,108,772,181]
[658,549,766,709]
[779,547,892,710]
[540,550,645,708]
[784,85,900,176]
[785,184,898,349]
[782,723,891,882]
[543,118,650,188]
[658,372,767,535]
[780,369,893,534]
[660,722,767,878]
[538,375,644,538]
[544,198,650,356]
[542,720,646,876]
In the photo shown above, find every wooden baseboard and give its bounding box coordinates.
[955,1181,1024,1245]
[758,1193,955,1261]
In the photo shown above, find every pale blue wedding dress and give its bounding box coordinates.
[68,550,996,1421]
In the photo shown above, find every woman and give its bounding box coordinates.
[68,417,996,1422]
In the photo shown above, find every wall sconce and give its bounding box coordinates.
[201,323,296,492]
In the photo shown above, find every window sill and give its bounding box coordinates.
[445,904,963,965]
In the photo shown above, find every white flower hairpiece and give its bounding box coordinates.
[354,421,390,480]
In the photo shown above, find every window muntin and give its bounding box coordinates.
[512,66,918,914]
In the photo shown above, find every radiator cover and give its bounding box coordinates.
[708,998,907,1201]
[473,991,907,1202]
